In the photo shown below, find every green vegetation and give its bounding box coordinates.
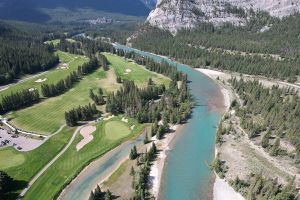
[105,120,131,140]
[0,51,88,99]
[7,68,105,134]
[0,127,73,181]
[0,149,25,170]
[132,15,300,81]
[230,78,300,160]
[230,173,298,200]
[23,118,144,200]
[104,53,170,87]
[103,160,129,187]
[6,52,170,134]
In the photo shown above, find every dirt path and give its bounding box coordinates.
[18,125,83,198]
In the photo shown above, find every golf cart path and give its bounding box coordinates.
[19,125,83,198]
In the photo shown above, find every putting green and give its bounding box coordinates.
[105,121,131,140]
[0,149,25,169]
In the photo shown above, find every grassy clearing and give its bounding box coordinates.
[23,117,144,200]
[0,51,88,99]
[105,120,131,140]
[104,53,170,87]
[0,127,74,181]
[103,160,129,187]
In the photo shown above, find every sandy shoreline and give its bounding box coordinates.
[196,68,245,200]
[149,124,183,198]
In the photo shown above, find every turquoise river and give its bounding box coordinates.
[61,44,224,200]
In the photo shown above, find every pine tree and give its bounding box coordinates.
[261,131,271,148]
[105,190,112,200]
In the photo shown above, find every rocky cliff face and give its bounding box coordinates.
[147,0,300,33]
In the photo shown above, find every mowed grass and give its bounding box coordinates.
[0,149,25,170]
[105,120,131,140]
[0,51,88,100]
[23,118,144,200]
[8,69,107,134]
[0,127,74,182]
[7,53,170,135]
[104,53,170,87]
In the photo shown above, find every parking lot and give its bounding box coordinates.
[0,128,44,151]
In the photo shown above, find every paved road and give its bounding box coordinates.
[19,125,83,198]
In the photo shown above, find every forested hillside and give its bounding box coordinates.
[132,14,300,82]
[0,0,150,23]
[0,21,59,85]
[230,78,300,160]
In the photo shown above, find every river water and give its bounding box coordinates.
[61,44,223,200]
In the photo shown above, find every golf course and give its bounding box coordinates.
[0,48,170,200]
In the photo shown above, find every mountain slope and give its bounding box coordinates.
[147,0,300,33]
[0,0,151,22]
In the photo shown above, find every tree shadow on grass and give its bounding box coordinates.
[1,179,28,200]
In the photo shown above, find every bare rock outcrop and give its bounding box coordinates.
[147,0,300,33]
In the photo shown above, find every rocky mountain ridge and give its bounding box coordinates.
[147,0,300,33]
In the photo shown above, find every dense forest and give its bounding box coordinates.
[0,21,59,85]
[132,14,300,82]
[230,78,300,161]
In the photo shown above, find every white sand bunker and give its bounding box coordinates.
[130,125,135,130]
[35,78,47,83]
[124,68,132,75]
[28,88,36,92]
[58,63,69,69]
[121,117,128,123]
[103,115,115,121]
[76,126,96,151]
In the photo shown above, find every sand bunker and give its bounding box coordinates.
[130,125,135,130]
[121,117,128,123]
[58,63,69,70]
[124,68,132,75]
[76,126,96,151]
[103,115,115,121]
[28,88,36,92]
[35,78,47,83]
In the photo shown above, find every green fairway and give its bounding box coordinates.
[0,149,25,169]
[105,120,131,140]
[6,53,169,135]
[0,51,88,100]
[0,127,74,181]
[8,69,107,134]
[104,53,170,87]
[23,118,144,200]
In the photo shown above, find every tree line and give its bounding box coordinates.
[65,103,98,126]
[0,89,39,114]
[132,21,300,82]
[41,58,99,97]
[130,143,157,199]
